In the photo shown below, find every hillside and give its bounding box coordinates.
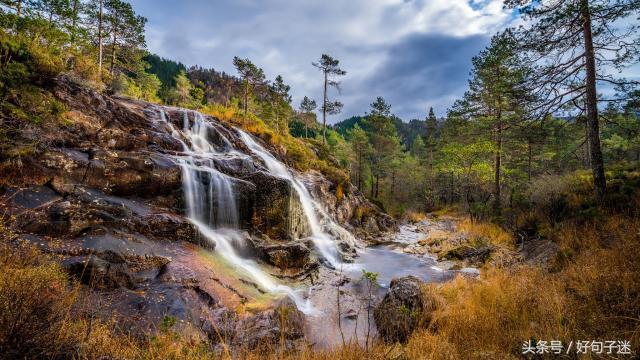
[1,0,640,359]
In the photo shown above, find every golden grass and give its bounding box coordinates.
[400,215,640,359]
[459,218,515,249]
[410,269,568,358]
[406,210,427,223]
[202,103,349,187]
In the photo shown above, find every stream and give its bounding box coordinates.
[156,107,457,346]
[304,223,456,348]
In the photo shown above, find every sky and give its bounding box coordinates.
[129,0,518,122]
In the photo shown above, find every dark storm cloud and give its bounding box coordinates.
[344,34,489,119]
[129,0,512,122]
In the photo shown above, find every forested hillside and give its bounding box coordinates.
[1,0,640,359]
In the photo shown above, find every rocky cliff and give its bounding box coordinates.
[0,76,394,348]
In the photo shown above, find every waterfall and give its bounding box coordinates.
[156,108,314,314]
[237,129,356,268]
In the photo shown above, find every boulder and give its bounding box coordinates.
[231,298,305,350]
[374,276,431,343]
[245,171,309,241]
[44,148,181,198]
[141,212,199,244]
[441,244,493,264]
[251,240,311,269]
[62,255,134,289]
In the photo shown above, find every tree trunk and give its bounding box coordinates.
[449,173,454,204]
[391,170,396,198]
[527,138,532,181]
[322,71,327,144]
[357,150,362,190]
[370,167,375,198]
[16,0,21,17]
[243,79,248,118]
[97,0,103,78]
[493,116,502,212]
[374,174,380,199]
[70,0,79,43]
[581,0,607,200]
[110,29,117,75]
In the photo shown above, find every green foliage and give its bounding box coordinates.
[361,269,379,285]
[144,53,186,95]
[160,315,177,333]
[164,70,201,108]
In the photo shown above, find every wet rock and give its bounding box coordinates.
[62,255,134,289]
[2,185,62,211]
[141,212,199,244]
[81,282,223,339]
[336,239,357,262]
[440,244,493,264]
[252,240,311,269]
[245,171,309,241]
[232,298,305,350]
[203,308,238,345]
[303,171,396,239]
[97,128,147,150]
[373,276,426,343]
[44,148,181,198]
[210,155,257,178]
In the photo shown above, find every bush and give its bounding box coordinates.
[0,242,78,358]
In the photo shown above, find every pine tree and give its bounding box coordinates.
[271,75,291,133]
[348,124,371,191]
[425,107,438,188]
[362,97,400,199]
[312,54,346,143]
[103,0,146,75]
[232,56,265,118]
[450,31,533,212]
[299,96,317,138]
[505,0,640,200]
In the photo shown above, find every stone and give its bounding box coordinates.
[231,298,305,350]
[245,171,309,241]
[441,245,493,264]
[248,237,311,269]
[62,255,134,289]
[374,276,431,343]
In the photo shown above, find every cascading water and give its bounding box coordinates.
[155,108,314,314]
[237,130,356,268]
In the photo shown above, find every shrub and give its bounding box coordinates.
[0,243,78,358]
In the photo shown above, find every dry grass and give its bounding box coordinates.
[409,268,568,359]
[404,217,640,359]
[458,218,514,249]
[202,103,349,187]
[406,210,427,223]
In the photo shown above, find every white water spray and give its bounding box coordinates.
[237,130,356,268]
[156,108,315,314]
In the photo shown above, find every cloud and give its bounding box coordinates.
[129,0,515,121]
[342,33,490,119]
